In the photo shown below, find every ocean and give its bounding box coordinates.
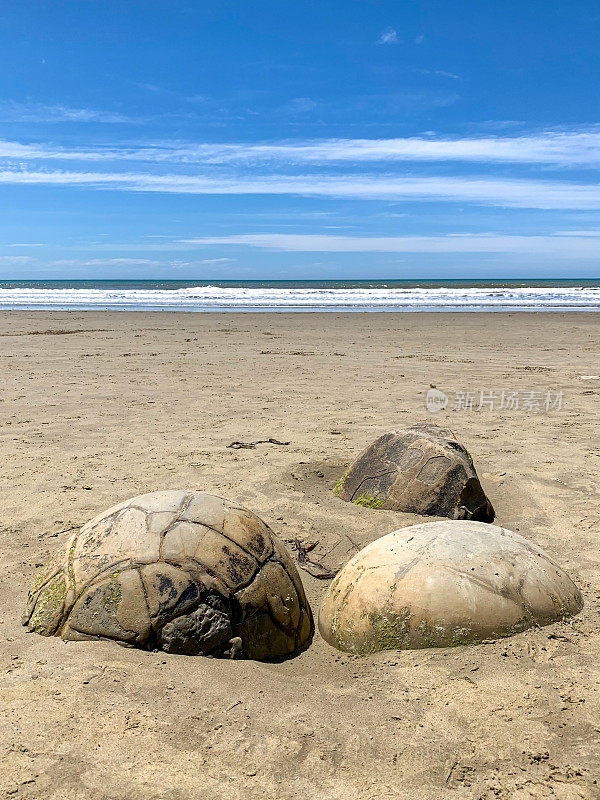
[0,279,599,311]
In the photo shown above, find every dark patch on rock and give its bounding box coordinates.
[221,545,255,586]
[139,563,203,629]
[156,578,200,626]
[157,594,232,656]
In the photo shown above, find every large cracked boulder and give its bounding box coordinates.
[335,424,494,522]
[23,491,313,660]
[318,520,583,654]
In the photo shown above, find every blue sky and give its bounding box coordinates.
[2,0,600,279]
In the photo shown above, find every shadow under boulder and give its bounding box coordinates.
[335,424,494,522]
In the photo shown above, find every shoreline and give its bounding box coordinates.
[1,307,600,315]
[1,306,600,312]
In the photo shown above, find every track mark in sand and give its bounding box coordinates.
[0,329,110,337]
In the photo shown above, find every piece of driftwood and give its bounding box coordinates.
[227,438,291,449]
[293,538,339,580]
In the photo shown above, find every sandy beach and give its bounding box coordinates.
[1,311,599,800]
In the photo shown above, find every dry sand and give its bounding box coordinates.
[1,311,599,800]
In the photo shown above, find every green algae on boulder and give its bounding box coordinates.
[23,490,313,660]
[335,424,494,521]
[318,520,583,654]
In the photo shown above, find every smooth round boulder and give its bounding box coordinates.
[335,424,494,522]
[23,490,313,660]
[318,520,583,654]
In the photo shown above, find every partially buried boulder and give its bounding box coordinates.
[318,520,583,654]
[335,424,494,522]
[23,490,313,660]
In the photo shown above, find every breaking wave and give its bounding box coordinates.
[0,284,599,311]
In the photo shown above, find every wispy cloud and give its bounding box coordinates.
[282,97,318,114]
[0,101,135,124]
[0,254,238,273]
[379,28,398,45]
[50,258,161,266]
[2,169,600,209]
[4,234,600,269]
[134,82,209,106]
[553,229,600,236]
[416,69,461,81]
[2,128,600,212]
[166,257,236,269]
[178,232,600,257]
[0,255,34,264]
[4,129,600,167]
[197,257,236,264]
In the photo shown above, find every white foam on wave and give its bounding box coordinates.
[0,285,598,310]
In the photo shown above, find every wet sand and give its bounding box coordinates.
[1,311,599,799]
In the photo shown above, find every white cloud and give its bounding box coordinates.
[416,69,461,80]
[283,97,318,114]
[166,257,236,269]
[50,258,160,266]
[204,130,600,166]
[2,168,600,209]
[553,229,600,236]
[3,234,599,266]
[4,129,600,167]
[0,102,134,124]
[178,232,600,257]
[0,255,34,264]
[379,28,398,44]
